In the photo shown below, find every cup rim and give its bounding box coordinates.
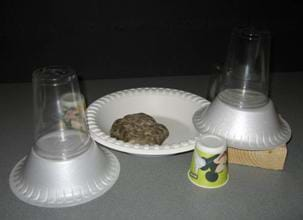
[232,26,271,40]
[196,134,227,154]
[32,66,77,86]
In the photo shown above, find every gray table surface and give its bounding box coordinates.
[1,73,303,220]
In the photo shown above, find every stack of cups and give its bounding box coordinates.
[188,134,228,188]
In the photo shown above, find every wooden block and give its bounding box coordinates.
[228,144,287,170]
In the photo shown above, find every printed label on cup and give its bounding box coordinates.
[60,93,87,131]
[188,135,228,188]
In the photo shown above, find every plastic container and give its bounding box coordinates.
[216,27,271,109]
[9,66,120,207]
[192,27,291,150]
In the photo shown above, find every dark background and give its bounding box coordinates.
[1,0,302,82]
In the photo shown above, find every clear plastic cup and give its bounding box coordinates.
[216,27,271,109]
[32,66,90,160]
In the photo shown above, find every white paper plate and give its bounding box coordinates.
[87,88,209,155]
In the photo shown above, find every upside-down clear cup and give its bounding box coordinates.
[193,27,291,150]
[32,66,89,160]
[217,27,271,109]
[9,66,120,208]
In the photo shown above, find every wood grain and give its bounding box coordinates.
[228,144,287,170]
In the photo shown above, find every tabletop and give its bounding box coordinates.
[0,73,303,220]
